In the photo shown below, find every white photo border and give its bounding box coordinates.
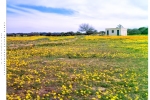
[0,0,6,99]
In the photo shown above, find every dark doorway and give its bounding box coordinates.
[107,30,109,35]
[117,30,119,36]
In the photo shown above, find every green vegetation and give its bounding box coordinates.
[128,27,148,35]
[7,36,148,100]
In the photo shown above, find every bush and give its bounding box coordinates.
[127,28,141,35]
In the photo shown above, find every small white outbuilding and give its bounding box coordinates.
[105,24,127,36]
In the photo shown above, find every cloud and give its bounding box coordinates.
[6,0,148,33]
[7,5,30,13]
[7,4,77,15]
[17,4,76,15]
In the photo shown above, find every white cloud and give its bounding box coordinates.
[7,0,148,33]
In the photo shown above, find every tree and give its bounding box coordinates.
[127,28,141,35]
[116,24,124,28]
[76,31,82,35]
[78,23,96,35]
[138,27,148,35]
[99,31,105,35]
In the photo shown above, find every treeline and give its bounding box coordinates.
[7,32,80,37]
[7,26,148,36]
[127,27,148,35]
[7,31,105,37]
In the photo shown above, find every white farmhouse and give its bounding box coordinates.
[105,24,127,36]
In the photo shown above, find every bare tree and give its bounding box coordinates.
[78,23,96,34]
[116,24,124,28]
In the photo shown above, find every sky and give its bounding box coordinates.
[7,0,148,33]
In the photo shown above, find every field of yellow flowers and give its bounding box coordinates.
[7,35,148,100]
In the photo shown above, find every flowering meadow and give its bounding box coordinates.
[7,35,148,100]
